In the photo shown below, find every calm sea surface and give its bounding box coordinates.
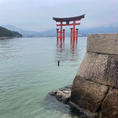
[0,37,87,118]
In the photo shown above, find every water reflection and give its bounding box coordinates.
[0,38,21,59]
[70,39,78,61]
[0,37,87,118]
[56,38,78,62]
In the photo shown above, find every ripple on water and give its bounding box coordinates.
[0,37,87,118]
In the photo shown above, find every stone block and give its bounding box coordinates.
[71,77,108,113]
[76,52,118,88]
[101,89,118,118]
[87,34,118,54]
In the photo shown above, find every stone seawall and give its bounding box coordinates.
[71,34,118,118]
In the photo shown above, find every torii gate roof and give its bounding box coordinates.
[53,14,85,22]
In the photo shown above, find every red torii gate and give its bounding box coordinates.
[53,14,85,42]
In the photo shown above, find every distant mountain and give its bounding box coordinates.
[3,25,58,37]
[0,26,22,38]
[2,25,40,37]
[79,26,118,36]
[3,25,118,37]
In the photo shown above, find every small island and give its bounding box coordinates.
[0,26,22,39]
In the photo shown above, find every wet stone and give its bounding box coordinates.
[49,85,72,104]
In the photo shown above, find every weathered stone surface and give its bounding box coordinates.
[77,52,118,88]
[49,85,71,103]
[71,34,118,117]
[87,34,118,54]
[101,89,118,118]
[49,34,118,118]
[71,77,108,113]
[105,55,118,88]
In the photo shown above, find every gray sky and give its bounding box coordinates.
[0,0,117,31]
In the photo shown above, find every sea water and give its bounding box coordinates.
[0,37,87,118]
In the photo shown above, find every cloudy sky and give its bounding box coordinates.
[0,0,117,31]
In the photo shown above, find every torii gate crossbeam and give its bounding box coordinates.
[53,14,85,42]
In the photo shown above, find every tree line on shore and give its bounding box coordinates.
[0,26,22,38]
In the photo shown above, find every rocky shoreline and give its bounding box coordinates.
[49,34,118,118]
[48,85,99,118]
[49,85,72,104]
[0,37,9,39]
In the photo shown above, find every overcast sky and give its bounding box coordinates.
[0,0,117,31]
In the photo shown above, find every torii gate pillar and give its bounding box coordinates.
[53,14,85,42]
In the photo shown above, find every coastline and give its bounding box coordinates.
[0,37,9,39]
[48,85,99,118]
[0,36,22,39]
[48,34,118,118]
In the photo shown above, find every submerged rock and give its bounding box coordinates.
[49,85,71,104]
[48,85,98,118]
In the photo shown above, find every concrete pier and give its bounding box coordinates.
[71,34,118,118]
